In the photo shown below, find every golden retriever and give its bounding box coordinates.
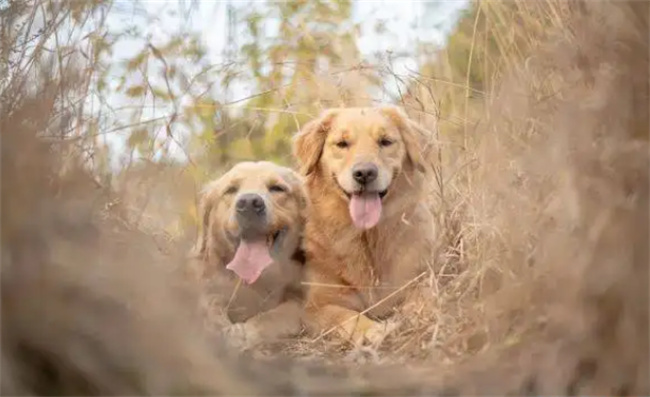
[192,161,309,348]
[292,106,436,346]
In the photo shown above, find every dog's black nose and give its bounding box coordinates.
[352,163,379,185]
[236,193,265,214]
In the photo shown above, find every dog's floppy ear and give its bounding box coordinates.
[292,109,340,176]
[379,106,435,173]
[192,183,217,261]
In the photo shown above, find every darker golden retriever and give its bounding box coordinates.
[292,106,436,346]
[192,161,309,347]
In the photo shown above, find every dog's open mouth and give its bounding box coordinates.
[225,228,283,285]
[342,188,387,230]
[341,187,388,201]
[332,174,390,230]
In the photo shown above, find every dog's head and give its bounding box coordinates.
[195,161,308,284]
[292,106,432,229]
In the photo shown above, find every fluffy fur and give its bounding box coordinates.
[292,106,437,345]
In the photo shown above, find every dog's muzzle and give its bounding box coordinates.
[352,162,378,186]
[348,162,388,199]
[235,193,268,238]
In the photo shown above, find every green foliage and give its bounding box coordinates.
[420,1,500,95]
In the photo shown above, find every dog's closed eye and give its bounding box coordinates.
[224,185,238,195]
[268,184,287,193]
[335,140,349,149]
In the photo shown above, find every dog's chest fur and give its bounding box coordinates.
[224,256,304,323]
[307,200,432,319]
[202,239,305,324]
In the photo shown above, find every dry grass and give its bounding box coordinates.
[1,0,648,395]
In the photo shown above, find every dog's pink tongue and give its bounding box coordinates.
[225,239,273,285]
[349,193,382,229]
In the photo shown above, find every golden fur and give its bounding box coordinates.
[292,106,436,345]
[192,161,309,347]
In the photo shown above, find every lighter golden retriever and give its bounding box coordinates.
[192,161,309,348]
[292,106,436,346]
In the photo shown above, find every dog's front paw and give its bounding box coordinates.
[340,315,398,348]
[363,319,399,347]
